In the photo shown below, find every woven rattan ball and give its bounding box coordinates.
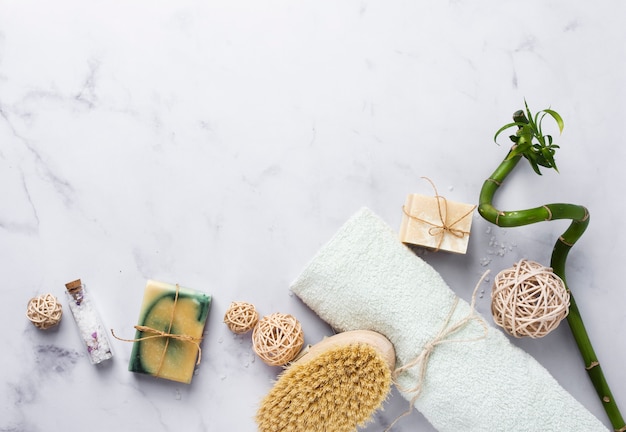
[491,259,570,338]
[26,293,63,330]
[224,301,259,334]
[252,313,304,366]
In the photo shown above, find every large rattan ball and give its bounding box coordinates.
[224,301,259,334]
[252,313,304,366]
[26,293,63,330]
[491,259,570,338]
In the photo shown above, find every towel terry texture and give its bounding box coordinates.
[290,207,607,432]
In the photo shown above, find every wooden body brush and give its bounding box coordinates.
[256,329,396,432]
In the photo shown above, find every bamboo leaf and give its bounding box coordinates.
[494,122,527,143]
[528,157,543,175]
[542,147,559,171]
[535,111,545,133]
[525,101,538,131]
[541,109,564,134]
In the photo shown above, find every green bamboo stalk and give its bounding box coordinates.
[478,107,624,431]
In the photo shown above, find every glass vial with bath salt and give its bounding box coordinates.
[65,279,113,364]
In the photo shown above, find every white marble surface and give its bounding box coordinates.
[1,1,624,431]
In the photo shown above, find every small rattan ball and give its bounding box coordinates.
[491,259,570,338]
[224,301,259,334]
[26,293,63,330]
[252,313,304,366]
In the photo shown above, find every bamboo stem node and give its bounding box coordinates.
[543,205,553,221]
[586,361,600,370]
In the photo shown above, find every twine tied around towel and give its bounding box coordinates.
[385,271,490,431]
[111,284,203,374]
[402,177,476,251]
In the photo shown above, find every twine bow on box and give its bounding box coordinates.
[111,284,203,375]
[402,177,476,252]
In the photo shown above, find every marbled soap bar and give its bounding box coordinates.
[129,280,211,384]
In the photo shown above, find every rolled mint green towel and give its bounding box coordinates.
[290,207,608,432]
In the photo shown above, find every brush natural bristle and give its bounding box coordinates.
[256,343,392,432]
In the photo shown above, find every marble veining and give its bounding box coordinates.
[1,1,625,431]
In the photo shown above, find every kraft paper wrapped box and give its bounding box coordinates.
[126,280,211,384]
[399,192,475,254]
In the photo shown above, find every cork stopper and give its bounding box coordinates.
[65,279,83,294]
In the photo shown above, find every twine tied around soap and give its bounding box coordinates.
[402,177,476,251]
[111,284,203,374]
[385,271,490,432]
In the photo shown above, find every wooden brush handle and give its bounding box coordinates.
[296,330,396,371]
